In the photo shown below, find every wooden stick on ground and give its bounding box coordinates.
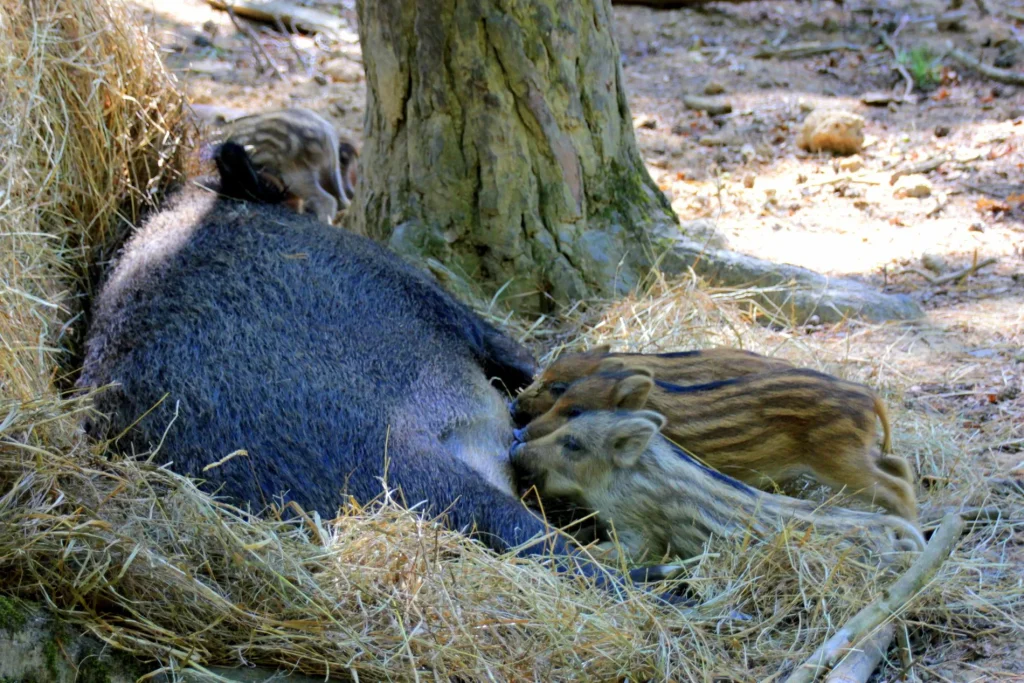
[824,623,896,683]
[948,46,1024,86]
[224,1,285,80]
[900,257,997,286]
[875,29,914,103]
[754,42,862,60]
[890,154,950,185]
[783,513,965,683]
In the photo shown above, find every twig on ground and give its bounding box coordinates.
[807,174,884,188]
[926,196,948,218]
[754,42,862,59]
[896,622,916,681]
[923,506,1007,530]
[947,45,1024,86]
[900,257,997,286]
[890,155,950,185]
[876,27,914,102]
[823,623,895,683]
[224,2,284,80]
[272,15,312,76]
[783,513,965,683]
[961,182,1009,199]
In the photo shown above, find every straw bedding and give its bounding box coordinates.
[0,0,1020,680]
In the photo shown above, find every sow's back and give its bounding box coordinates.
[78,185,543,551]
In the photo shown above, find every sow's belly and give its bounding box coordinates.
[394,371,519,498]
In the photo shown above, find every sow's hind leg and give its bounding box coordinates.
[382,440,623,588]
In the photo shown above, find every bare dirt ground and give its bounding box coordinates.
[131,0,1022,678]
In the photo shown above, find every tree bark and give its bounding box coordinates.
[352,0,677,312]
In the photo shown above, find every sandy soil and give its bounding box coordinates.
[131,0,1022,677]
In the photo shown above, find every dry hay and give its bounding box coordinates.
[0,0,1022,680]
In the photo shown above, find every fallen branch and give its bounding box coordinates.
[875,28,914,103]
[207,0,347,35]
[895,622,915,680]
[783,513,965,683]
[900,257,997,286]
[223,1,284,80]
[823,623,895,683]
[948,45,1024,86]
[807,173,884,188]
[754,42,863,60]
[272,16,312,77]
[890,154,950,185]
[923,506,1009,531]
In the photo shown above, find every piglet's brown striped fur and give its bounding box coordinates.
[518,368,915,522]
[216,108,356,225]
[512,345,794,423]
[511,411,924,563]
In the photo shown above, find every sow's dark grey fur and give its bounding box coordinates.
[78,177,563,557]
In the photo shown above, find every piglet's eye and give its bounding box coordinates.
[549,382,568,398]
[563,436,583,453]
[566,407,583,418]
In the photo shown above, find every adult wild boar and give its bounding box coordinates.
[78,143,585,566]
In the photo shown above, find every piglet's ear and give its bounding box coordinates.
[596,358,625,373]
[588,344,612,357]
[612,374,654,410]
[608,416,660,469]
[635,410,667,431]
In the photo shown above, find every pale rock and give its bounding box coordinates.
[797,109,865,156]
[893,175,932,199]
[837,154,864,172]
[921,253,948,273]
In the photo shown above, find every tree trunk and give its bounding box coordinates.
[352,0,677,313]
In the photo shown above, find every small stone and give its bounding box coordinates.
[806,314,821,325]
[740,143,757,162]
[921,253,947,273]
[698,130,741,147]
[671,123,687,135]
[637,116,658,129]
[798,98,815,113]
[935,125,951,137]
[704,81,726,95]
[683,95,733,116]
[893,174,932,199]
[743,173,756,189]
[837,154,863,172]
[193,34,214,48]
[854,199,870,210]
[797,109,865,156]
[861,92,896,106]
[968,222,985,232]
[796,173,808,184]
